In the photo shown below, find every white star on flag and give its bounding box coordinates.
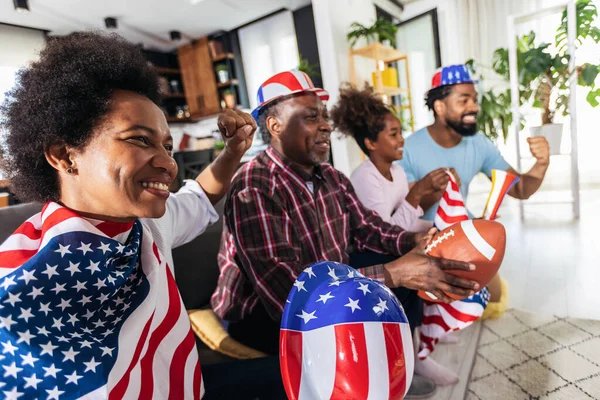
[17,269,37,285]
[344,297,361,313]
[65,370,83,384]
[293,279,307,292]
[42,264,59,279]
[54,244,72,258]
[65,261,81,275]
[42,363,61,378]
[327,266,338,280]
[23,373,43,389]
[77,242,93,255]
[296,309,318,324]
[357,282,371,295]
[97,242,111,254]
[316,292,334,304]
[0,276,16,290]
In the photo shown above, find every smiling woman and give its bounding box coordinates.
[0,31,283,399]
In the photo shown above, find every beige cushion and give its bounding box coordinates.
[188,309,268,360]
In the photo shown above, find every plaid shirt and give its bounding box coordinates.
[211,147,416,322]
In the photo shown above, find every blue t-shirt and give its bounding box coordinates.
[399,127,510,221]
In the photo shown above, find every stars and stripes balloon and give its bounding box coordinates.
[280,261,414,400]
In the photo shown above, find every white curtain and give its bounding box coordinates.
[238,11,300,110]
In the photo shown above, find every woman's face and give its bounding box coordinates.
[61,90,177,221]
[372,113,404,162]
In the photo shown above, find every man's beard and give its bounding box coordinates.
[447,113,478,136]
[309,151,330,165]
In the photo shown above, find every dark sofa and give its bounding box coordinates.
[0,201,234,365]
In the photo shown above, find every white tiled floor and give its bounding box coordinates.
[467,187,600,321]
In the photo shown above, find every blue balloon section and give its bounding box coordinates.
[281,261,408,331]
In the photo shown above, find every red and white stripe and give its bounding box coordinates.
[419,298,486,359]
[280,322,413,400]
[434,170,469,230]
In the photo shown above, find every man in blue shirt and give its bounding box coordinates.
[401,64,550,317]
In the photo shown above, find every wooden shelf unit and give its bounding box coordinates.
[162,93,186,99]
[212,53,235,62]
[154,66,181,75]
[217,79,239,88]
[349,42,415,132]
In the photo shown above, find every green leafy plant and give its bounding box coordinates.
[491,0,599,124]
[467,0,600,142]
[297,57,321,81]
[465,59,515,142]
[347,18,398,48]
[222,88,234,95]
[214,140,225,150]
[215,64,228,72]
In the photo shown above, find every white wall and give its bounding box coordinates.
[400,0,465,65]
[312,0,378,177]
[0,25,45,180]
[0,24,46,69]
[238,11,300,110]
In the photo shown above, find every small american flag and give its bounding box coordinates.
[419,288,489,359]
[434,170,469,230]
[280,261,414,400]
[482,169,520,220]
[0,202,203,399]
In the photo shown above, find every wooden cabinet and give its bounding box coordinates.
[178,38,221,117]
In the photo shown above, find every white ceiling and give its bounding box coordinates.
[0,0,312,52]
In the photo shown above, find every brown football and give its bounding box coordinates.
[417,220,506,302]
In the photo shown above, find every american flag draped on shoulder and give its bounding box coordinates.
[419,170,489,359]
[0,202,203,399]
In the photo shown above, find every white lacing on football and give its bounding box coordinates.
[425,229,455,254]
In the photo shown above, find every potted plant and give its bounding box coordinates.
[222,88,236,109]
[297,57,321,81]
[488,0,599,153]
[215,64,229,84]
[214,139,225,157]
[347,18,398,48]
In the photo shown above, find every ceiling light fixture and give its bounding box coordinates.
[169,31,182,41]
[104,17,118,30]
[189,0,209,4]
[13,0,30,13]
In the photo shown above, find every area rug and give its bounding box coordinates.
[466,309,600,400]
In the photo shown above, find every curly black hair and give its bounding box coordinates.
[0,31,161,203]
[425,85,453,114]
[329,83,393,155]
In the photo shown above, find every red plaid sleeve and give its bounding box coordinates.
[226,186,303,320]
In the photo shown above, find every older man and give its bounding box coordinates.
[211,71,480,398]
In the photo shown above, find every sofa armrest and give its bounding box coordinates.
[188,309,268,360]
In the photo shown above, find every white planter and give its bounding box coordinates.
[217,70,229,83]
[530,123,563,156]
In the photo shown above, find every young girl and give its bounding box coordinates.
[331,84,471,387]
[331,84,448,232]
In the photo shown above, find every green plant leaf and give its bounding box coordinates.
[586,88,600,107]
[581,63,599,86]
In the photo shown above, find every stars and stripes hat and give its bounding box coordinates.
[428,64,476,94]
[280,261,414,400]
[251,70,329,121]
